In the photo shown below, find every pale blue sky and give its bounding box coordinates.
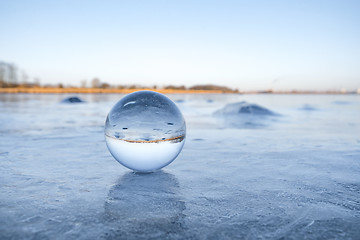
[1,0,359,91]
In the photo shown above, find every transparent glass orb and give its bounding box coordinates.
[104,91,186,172]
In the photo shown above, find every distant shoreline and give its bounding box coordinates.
[0,87,227,94]
[0,87,357,95]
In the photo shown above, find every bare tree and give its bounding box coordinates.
[91,78,100,88]
[0,62,5,83]
[7,64,17,84]
[80,80,87,88]
[21,70,29,84]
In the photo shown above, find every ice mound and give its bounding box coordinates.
[61,96,85,103]
[299,104,318,111]
[332,101,352,105]
[213,101,277,128]
[214,101,275,116]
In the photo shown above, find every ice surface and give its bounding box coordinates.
[1,93,360,239]
[104,91,186,171]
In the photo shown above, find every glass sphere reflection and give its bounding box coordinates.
[104,91,186,172]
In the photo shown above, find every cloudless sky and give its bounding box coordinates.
[1,0,359,91]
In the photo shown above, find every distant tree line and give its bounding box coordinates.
[0,61,238,92]
[0,61,40,88]
[82,79,238,92]
[83,81,238,92]
[188,84,236,92]
[0,61,19,87]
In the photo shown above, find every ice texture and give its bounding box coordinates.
[104,91,186,171]
[1,93,360,239]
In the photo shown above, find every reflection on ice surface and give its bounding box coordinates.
[0,93,360,239]
[104,171,185,239]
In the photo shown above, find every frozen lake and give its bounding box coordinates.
[0,93,360,239]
